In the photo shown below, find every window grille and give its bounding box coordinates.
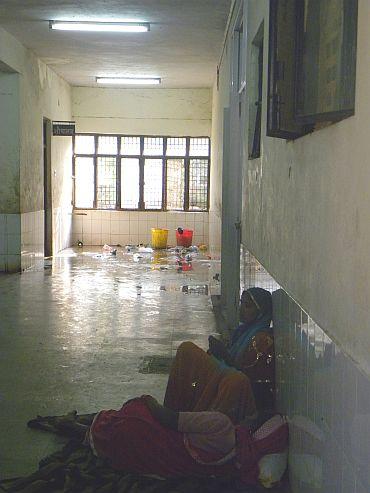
[144,159,163,209]
[189,138,209,157]
[189,159,208,211]
[144,137,163,156]
[97,157,116,209]
[121,158,140,209]
[74,157,94,208]
[98,135,117,155]
[73,134,210,212]
[166,138,186,156]
[166,159,185,210]
[121,136,140,155]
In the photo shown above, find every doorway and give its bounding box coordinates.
[220,4,245,327]
[43,118,52,257]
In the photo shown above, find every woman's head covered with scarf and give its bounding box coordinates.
[239,287,272,326]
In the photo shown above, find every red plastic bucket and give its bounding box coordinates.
[176,229,193,247]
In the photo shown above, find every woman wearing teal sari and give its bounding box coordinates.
[164,288,274,424]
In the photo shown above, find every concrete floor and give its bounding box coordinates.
[0,247,221,479]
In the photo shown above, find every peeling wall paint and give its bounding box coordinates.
[19,52,72,213]
[0,26,73,262]
[0,72,20,213]
[239,0,370,376]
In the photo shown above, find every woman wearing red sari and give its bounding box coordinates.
[86,395,288,488]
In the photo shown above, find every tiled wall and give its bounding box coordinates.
[21,210,44,271]
[208,210,222,258]
[21,207,73,271]
[0,213,21,272]
[71,210,209,247]
[52,205,73,254]
[241,248,370,493]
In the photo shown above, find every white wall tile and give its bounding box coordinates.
[91,220,102,234]
[7,234,21,254]
[166,222,177,234]
[101,234,111,245]
[130,221,139,235]
[101,210,111,220]
[111,221,120,235]
[157,212,167,224]
[71,210,209,248]
[101,220,111,234]
[174,212,185,223]
[147,215,158,228]
[91,234,102,245]
[6,214,21,235]
[0,235,6,255]
[129,234,139,245]
[83,234,92,245]
[119,235,129,246]
[119,221,130,234]
[73,217,83,234]
[129,211,139,220]
[185,215,195,226]
[0,214,6,232]
[82,219,92,234]
[138,221,149,236]
[6,254,21,272]
[193,223,203,235]
[111,234,121,245]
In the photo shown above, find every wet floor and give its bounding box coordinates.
[0,246,221,478]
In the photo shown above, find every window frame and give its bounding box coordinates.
[267,0,358,139]
[294,0,358,124]
[267,0,311,139]
[72,133,210,212]
[248,22,264,160]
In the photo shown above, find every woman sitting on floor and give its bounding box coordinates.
[75,394,288,488]
[164,287,274,424]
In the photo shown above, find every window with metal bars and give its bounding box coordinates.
[73,134,210,211]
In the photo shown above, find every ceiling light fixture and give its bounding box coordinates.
[49,21,150,33]
[96,77,161,85]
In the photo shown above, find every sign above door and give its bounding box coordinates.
[52,121,75,136]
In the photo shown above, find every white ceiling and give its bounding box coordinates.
[0,0,231,88]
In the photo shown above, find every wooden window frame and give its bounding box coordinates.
[267,0,358,140]
[295,0,358,124]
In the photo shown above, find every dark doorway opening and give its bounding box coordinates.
[43,118,52,258]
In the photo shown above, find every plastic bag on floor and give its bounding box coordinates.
[138,246,154,253]
[258,450,288,488]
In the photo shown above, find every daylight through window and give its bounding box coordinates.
[73,134,210,211]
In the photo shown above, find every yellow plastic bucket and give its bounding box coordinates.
[151,228,169,249]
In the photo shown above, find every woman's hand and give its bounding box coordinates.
[141,395,179,430]
[208,336,231,362]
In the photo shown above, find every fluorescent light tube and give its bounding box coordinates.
[49,21,150,33]
[96,77,161,85]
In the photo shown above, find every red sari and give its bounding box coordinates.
[90,397,288,485]
[90,397,236,479]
